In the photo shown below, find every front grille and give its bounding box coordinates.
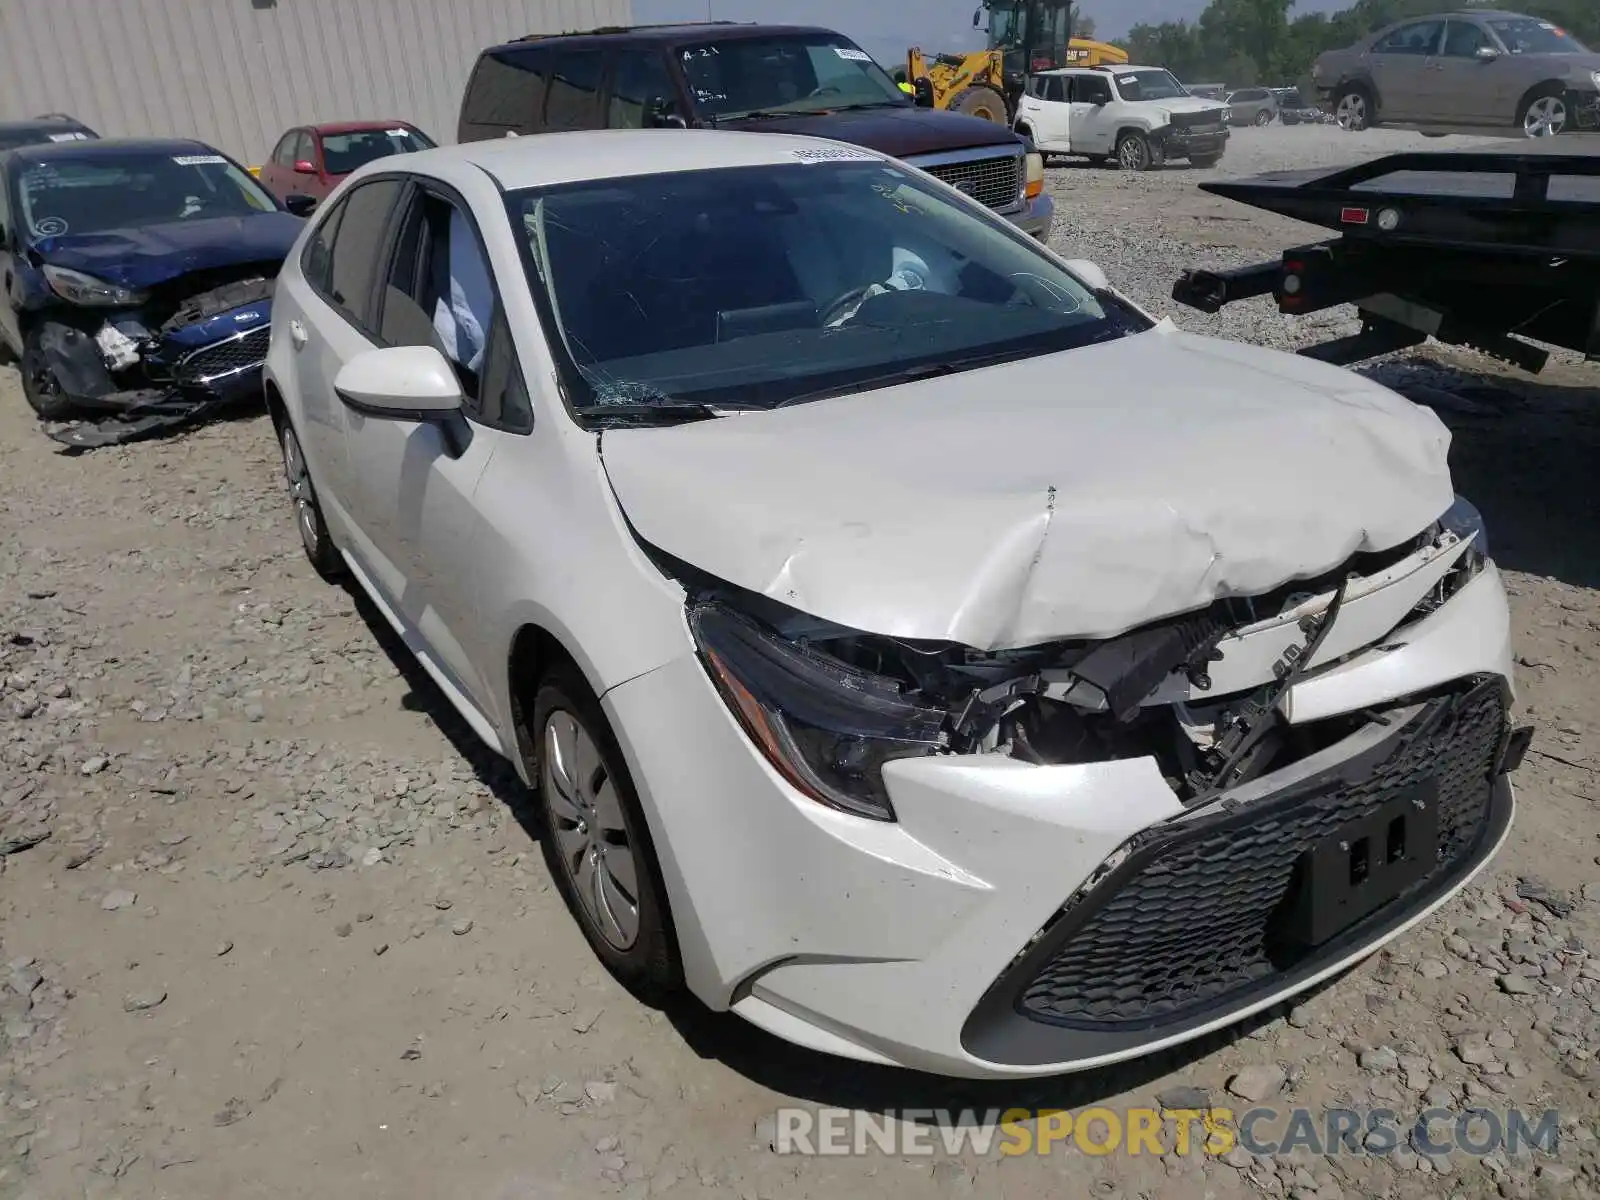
[919,153,1021,211]
[176,327,271,387]
[1012,680,1506,1030]
[1171,112,1225,134]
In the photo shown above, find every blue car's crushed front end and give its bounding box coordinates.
[25,214,301,449]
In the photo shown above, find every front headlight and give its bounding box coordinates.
[689,602,946,822]
[1589,70,1600,92]
[1024,151,1044,200]
[1440,494,1489,570]
[42,264,148,307]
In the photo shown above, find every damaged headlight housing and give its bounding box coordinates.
[1024,151,1045,200]
[689,602,945,822]
[41,265,148,307]
[1440,494,1489,570]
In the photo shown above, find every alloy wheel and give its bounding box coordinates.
[280,426,320,558]
[1336,93,1367,131]
[1523,96,1566,138]
[1118,136,1150,171]
[543,710,641,950]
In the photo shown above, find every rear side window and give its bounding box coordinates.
[460,47,549,139]
[320,178,404,332]
[545,49,606,131]
[300,195,346,291]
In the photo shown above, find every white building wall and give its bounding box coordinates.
[0,0,631,163]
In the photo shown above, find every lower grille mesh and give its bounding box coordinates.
[1014,681,1505,1029]
[177,327,271,386]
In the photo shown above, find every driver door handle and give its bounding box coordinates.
[289,320,308,350]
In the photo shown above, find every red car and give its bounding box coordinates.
[257,121,435,206]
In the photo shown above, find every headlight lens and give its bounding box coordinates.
[42,264,148,307]
[689,602,946,822]
[1439,494,1489,568]
[1024,151,1044,200]
[1589,70,1600,91]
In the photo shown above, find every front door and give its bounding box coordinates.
[1427,20,1500,123]
[1367,18,1446,123]
[339,182,513,712]
[1068,73,1116,155]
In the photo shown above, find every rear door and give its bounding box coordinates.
[1018,75,1071,151]
[259,131,296,201]
[340,181,518,710]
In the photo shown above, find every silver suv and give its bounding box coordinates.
[1224,87,1279,126]
[1313,10,1600,135]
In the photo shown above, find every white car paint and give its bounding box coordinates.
[1018,65,1230,160]
[265,129,1519,1079]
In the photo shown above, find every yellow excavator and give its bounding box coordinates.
[904,1,1129,126]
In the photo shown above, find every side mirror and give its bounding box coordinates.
[334,345,463,422]
[1475,46,1501,61]
[913,77,936,108]
[1064,259,1110,292]
[293,159,317,174]
[283,194,318,217]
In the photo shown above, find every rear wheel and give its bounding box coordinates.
[1335,87,1372,131]
[20,328,75,420]
[1520,88,1567,137]
[951,85,1008,125]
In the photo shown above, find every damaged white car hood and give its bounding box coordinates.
[601,324,1455,650]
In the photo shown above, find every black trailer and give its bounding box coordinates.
[1172,149,1600,375]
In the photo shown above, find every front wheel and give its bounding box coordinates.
[1520,89,1567,138]
[1254,110,1273,126]
[20,328,76,420]
[1335,88,1371,131]
[1116,131,1156,171]
[533,666,680,996]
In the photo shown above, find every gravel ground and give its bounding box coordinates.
[2,124,1599,1200]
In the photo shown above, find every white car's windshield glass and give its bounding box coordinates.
[1115,70,1189,101]
[1487,19,1587,54]
[679,34,909,119]
[321,127,434,175]
[17,150,277,238]
[512,159,1147,417]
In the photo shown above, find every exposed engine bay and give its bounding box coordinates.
[681,505,1490,820]
[33,263,278,450]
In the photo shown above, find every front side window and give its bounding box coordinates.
[16,149,277,239]
[1374,21,1445,55]
[379,191,496,400]
[512,159,1148,421]
[1441,20,1491,58]
[545,50,606,131]
[272,133,298,166]
[1115,70,1190,102]
[678,34,907,120]
[321,127,433,176]
[301,195,347,291]
[1486,18,1587,55]
[609,48,680,128]
[1074,75,1111,104]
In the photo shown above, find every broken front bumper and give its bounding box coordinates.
[36,303,272,449]
[607,562,1519,1078]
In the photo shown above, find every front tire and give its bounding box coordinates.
[277,420,344,580]
[533,665,679,997]
[1116,130,1155,171]
[1335,87,1372,131]
[20,328,76,420]
[1519,87,1567,138]
[951,85,1008,125]
[1254,109,1273,126]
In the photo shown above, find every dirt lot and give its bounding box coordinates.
[2,125,1599,1200]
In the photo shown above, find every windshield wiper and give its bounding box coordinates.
[772,356,1001,409]
[574,401,729,426]
[723,109,797,122]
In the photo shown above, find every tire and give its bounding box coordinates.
[1334,86,1373,131]
[1254,109,1272,126]
[19,328,77,420]
[276,418,344,581]
[533,664,680,997]
[1116,130,1155,171]
[1519,86,1567,138]
[951,85,1008,125]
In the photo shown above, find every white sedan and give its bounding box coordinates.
[264,129,1525,1079]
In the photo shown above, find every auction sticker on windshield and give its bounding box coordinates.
[834,48,873,61]
[47,132,89,142]
[173,155,227,166]
[790,145,880,164]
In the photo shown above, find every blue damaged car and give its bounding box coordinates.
[0,137,311,447]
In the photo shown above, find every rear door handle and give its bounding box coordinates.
[289,320,308,350]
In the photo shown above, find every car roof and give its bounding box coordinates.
[489,21,843,51]
[2,136,224,163]
[1037,64,1163,75]
[303,120,421,136]
[0,118,91,132]
[357,129,892,193]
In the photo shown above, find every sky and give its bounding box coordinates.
[633,0,1350,48]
